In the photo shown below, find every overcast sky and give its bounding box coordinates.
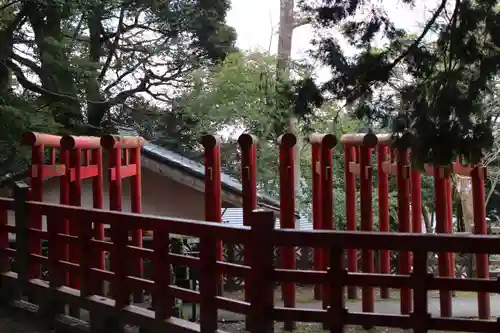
[226,0,437,82]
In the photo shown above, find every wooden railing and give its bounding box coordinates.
[1,184,500,333]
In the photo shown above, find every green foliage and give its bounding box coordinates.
[297,0,500,166]
[0,91,60,176]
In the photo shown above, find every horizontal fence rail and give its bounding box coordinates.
[1,193,500,333]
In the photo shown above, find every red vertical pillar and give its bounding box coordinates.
[445,178,455,278]
[434,167,452,317]
[359,144,374,313]
[310,140,323,300]
[397,149,412,314]
[411,170,422,234]
[278,133,296,331]
[130,146,143,302]
[91,148,105,294]
[29,144,44,279]
[237,134,258,307]
[345,145,357,299]
[69,148,82,290]
[201,135,223,294]
[59,147,70,286]
[108,146,125,303]
[471,166,490,319]
[319,134,335,310]
[377,145,390,299]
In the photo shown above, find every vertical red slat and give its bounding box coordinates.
[345,145,357,299]
[69,148,82,290]
[152,224,172,322]
[49,147,56,164]
[201,135,223,293]
[91,148,104,295]
[29,145,44,279]
[237,134,258,310]
[433,167,452,317]
[59,148,70,286]
[445,178,455,278]
[279,133,296,331]
[471,166,490,320]
[359,145,374,313]
[411,170,422,234]
[109,147,127,309]
[397,149,412,314]
[377,145,390,299]
[311,143,323,300]
[130,147,143,302]
[248,210,275,333]
[199,235,218,333]
[321,141,333,311]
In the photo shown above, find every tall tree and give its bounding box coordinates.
[1,0,237,133]
[296,0,499,166]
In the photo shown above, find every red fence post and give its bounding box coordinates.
[359,143,374,313]
[237,134,258,318]
[91,147,105,295]
[445,178,455,279]
[152,223,173,323]
[130,146,143,302]
[341,132,378,312]
[29,143,44,280]
[433,166,452,317]
[317,134,336,311]
[201,135,223,294]
[309,138,323,300]
[344,144,357,299]
[278,133,296,331]
[248,210,275,333]
[411,169,422,235]
[471,166,490,319]
[69,148,82,295]
[101,134,146,301]
[396,148,412,314]
[59,147,70,287]
[377,144,390,299]
[199,229,218,333]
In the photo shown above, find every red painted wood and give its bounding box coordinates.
[201,135,223,293]
[311,143,323,300]
[345,145,357,299]
[278,133,296,330]
[320,140,333,310]
[237,134,257,310]
[29,145,44,279]
[69,148,82,290]
[130,147,143,290]
[91,148,105,295]
[434,166,452,317]
[396,149,412,314]
[109,164,137,180]
[445,178,455,279]
[377,145,390,299]
[471,166,490,319]
[59,148,70,286]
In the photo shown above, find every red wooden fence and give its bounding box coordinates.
[1,184,500,333]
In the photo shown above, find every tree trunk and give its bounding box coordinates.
[422,204,433,233]
[455,175,474,232]
[277,0,301,203]
[86,7,108,129]
[27,1,81,127]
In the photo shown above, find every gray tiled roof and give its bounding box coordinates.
[142,142,282,210]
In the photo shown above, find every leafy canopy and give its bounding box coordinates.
[298,0,500,166]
